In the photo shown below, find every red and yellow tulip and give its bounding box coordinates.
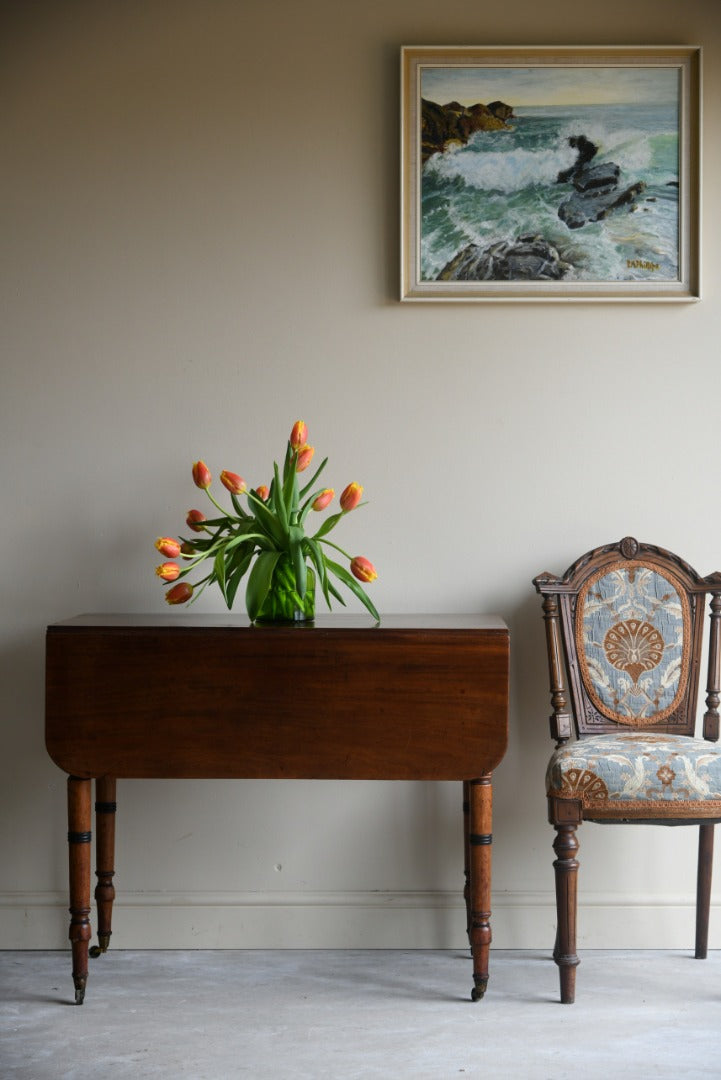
[155,537,181,558]
[350,556,378,583]
[186,509,207,533]
[155,561,181,582]
[295,445,315,472]
[165,581,193,605]
[192,460,212,489]
[340,482,363,512]
[290,420,307,450]
[312,488,334,511]
[220,470,247,495]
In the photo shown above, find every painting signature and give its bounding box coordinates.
[627,258,661,272]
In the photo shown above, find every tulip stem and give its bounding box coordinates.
[319,538,352,562]
[187,576,212,603]
[205,488,235,518]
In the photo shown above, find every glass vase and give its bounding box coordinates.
[254,554,316,624]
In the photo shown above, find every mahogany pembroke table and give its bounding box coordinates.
[45,614,509,1004]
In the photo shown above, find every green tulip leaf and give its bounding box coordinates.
[312,510,345,541]
[288,525,307,598]
[214,547,229,606]
[178,535,214,553]
[188,515,237,530]
[327,578,345,607]
[305,538,330,605]
[325,557,380,622]
[229,492,251,519]
[245,550,283,621]
[224,545,254,609]
[282,455,298,518]
[298,456,328,500]
[247,488,286,548]
[273,462,289,532]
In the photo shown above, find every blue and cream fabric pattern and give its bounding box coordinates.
[547,732,721,818]
[576,561,691,725]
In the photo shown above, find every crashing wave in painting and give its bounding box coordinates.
[420,100,680,283]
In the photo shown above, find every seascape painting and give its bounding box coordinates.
[401,48,700,300]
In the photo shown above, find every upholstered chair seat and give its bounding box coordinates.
[534,537,721,1003]
[547,732,721,821]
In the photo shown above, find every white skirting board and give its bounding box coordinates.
[1,891,719,950]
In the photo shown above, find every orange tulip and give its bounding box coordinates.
[192,460,212,489]
[156,561,181,582]
[180,542,195,555]
[340,482,363,512]
[350,556,377,583]
[290,420,307,450]
[220,470,247,495]
[312,488,334,511]
[165,581,194,605]
[254,485,270,501]
[186,509,206,533]
[155,536,181,558]
[296,445,315,472]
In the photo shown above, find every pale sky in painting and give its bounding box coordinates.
[421,66,679,107]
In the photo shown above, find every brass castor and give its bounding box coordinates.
[471,976,488,1002]
[89,932,111,958]
[73,976,87,1006]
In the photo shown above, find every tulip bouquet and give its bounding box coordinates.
[155,421,379,623]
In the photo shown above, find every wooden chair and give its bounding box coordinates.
[533,536,721,1003]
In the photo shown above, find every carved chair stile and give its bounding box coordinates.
[533,537,721,1004]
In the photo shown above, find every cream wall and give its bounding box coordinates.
[3,0,721,953]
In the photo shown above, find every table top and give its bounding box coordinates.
[48,613,507,631]
[46,614,509,782]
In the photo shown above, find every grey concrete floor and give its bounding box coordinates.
[1,949,719,1079]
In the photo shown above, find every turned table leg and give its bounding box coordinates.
[468,774,493,1001]
[462,780,471,945]
[67,776,92,1005]
[90,776,117,958]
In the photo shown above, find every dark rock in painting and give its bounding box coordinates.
[487,100,515,122]
[437,235,572,281]
[559,180,646,229]
[556,133,646,229]
[421,98,513,163]
[557,135,598,184]
[573,162,621,193]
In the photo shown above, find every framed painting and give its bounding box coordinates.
[401,46,701,302]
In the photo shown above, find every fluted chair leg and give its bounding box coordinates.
[695,822,714,959]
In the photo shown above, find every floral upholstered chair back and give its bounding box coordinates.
[577,556,694,732]
[536,537,717,741]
